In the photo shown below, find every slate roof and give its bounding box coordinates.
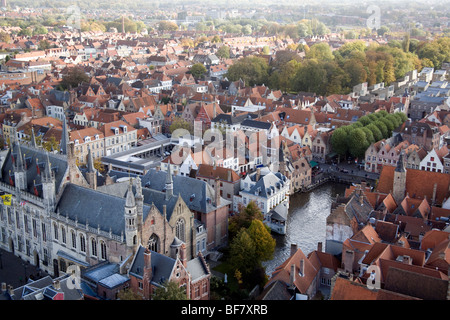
[240,119,272,130]
[6,275,83,300]
[129,245,175,286]
[0,144,68,198]
[56,183,151,237]
[241,169,288,199]
[104,169,230,214]
[186,256,210,282]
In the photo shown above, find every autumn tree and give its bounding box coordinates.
[158,20,178,32]
[228,201,263,240]
[247,219,275,262]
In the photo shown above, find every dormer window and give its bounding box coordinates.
[95,134,99,140]
[74,139,79,145]
[84,136,91,142]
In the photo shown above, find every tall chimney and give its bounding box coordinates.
[290,264,296,286]
[143,248,152,300]
[214,176,220,207]
[317,242,323,253]
[299,259,305,276]
[290,243,298,256]
[432,183,438,205]
[256,168,261,181]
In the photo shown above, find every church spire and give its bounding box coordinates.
[60,115,70,155]
[125,179,136,208]
[30,126,37,148]
[14,141,25,171]
[165,160,173,201]
[43,151,53,181]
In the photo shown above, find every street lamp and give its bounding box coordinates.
[22,261,29,283]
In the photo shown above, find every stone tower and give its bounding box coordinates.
[42,152,56,210]
[393,151,407,205]
[165,160,173,201]
[125,180,138,251]
[134,175,144,241]
[85,148,97,190]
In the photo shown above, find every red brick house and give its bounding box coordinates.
[128,244,211,300]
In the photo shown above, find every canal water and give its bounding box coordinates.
[263,182,348,276]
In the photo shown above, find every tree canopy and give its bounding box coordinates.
[331,112,408,160]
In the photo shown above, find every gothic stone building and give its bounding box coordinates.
[0,139,224,281]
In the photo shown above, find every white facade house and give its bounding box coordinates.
[46,105,65,121]
[238,167,290,234]
[280,125,303,145]
[419,149,444,173]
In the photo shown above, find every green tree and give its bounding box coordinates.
[377,26,390,36]
[306,42,334,61]
[229,228,258,276]
[347,128,369,158]
[152,280,187,300]
[190,63,207,79]
[61,66,89,90]
[374,120,389,139]
[366,123,383,142]
[229,201,263,240]
[330,127,349,157]
[226,56,270,86]
[158,20,178,32]
[169,116,192,134]
[293,59,327,95]
[117,288,144,300]
[216,45,230,59]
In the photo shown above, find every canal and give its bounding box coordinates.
[263,182,348,276]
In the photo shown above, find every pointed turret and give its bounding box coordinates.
[125,179,136,208]
[125,178,138,250]
[86,148,97,190]
[43,152,53,181]
[42,152,56,209]
[14,141,25,171]
[30,126,37,148]
[165,160,173,201]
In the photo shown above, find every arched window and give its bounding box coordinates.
[100,241,107,260]
[176,219,185,242]
[61,226,66,244]
[53,223,58,241]
[80,234,86,253]
[91,238,97,257]
[148,234,159,252]
[71,230,76,249]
